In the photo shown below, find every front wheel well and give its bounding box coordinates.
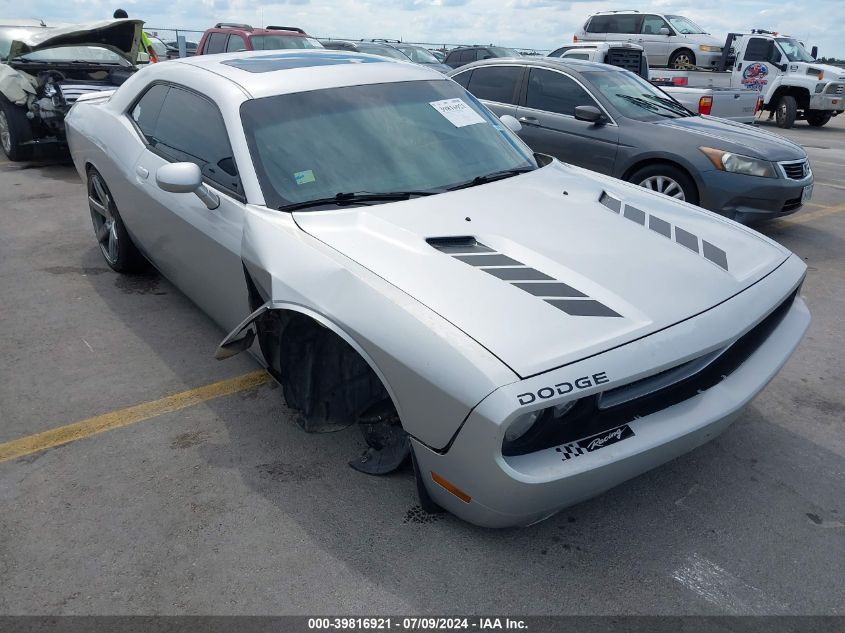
[255,306,398,434]
[621,159,701,205]
[766,86,811,111]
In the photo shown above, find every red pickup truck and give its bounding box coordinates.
[196,23,323,54]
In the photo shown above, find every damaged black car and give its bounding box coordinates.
[0,18,141,160]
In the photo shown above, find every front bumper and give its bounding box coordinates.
[698,169,813,223]
[696,49,723,68]
[809,84,845,112]
[413,256,809,528]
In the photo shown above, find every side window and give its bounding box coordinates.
[744,37,772,61]
[451,70,472,88]
[478,49,493,60]
[465,66,522,104]
[525,69,594,116]
[607,15,640,35]
[641,15,669,35]
[226,35,247,52]
[147,87,241,196]
[205,33,228,54]
[130,84,169,142]
[458,49,475,64]
[563,52,590,61]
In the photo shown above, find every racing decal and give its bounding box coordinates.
[741,63,769,91]
[554,423,635,461]
[599,192,730,271]
[428,238,622,317]
[517,371,610,406]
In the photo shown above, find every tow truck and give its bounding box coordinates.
[649,30,845,128]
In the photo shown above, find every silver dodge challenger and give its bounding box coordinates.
[66,50,810,527]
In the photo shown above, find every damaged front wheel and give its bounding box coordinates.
[0,96,33,161]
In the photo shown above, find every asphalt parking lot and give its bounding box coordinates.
[1,116,843,616]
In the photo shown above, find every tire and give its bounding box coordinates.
[628,164,699,206]
[775,95,797,129]
[86,168,147,273]
[668,49,696,69]
[806,110,832,127]
[0,96,33,161]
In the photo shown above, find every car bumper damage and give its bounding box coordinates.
[413,255,808,527]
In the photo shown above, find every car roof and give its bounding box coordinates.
[454,57,615,74]
[166,49,442,99]
[208,24,309,37]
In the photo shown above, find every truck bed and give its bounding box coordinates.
[662,85,759,123]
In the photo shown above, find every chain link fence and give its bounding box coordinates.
[145,27,551,57]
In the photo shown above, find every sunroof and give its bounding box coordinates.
[221,52,387,73]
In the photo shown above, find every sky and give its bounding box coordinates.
[5,0,844,58]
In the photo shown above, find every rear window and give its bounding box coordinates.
[465,65,522,104]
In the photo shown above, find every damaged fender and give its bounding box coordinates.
[0,65,37,106]
[230,205,518,450]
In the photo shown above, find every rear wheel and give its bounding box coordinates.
[668,48,695,69]
[87,168,146,273]
[629,164,699,205]
[775,95,797,128]
[806,110,832,127]
[0,96,33,161]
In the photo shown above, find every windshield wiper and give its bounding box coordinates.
[279,190,438,212]
[615,94,677,118]
[446,166,535,192]
[639,93,692,116]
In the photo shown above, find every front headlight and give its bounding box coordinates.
[699,146,776,178]
[699,45,722,53]
[503,400,580,444]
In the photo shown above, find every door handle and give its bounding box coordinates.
[518,116,539,125]
[135,166,149,179]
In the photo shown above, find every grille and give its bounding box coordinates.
[57,82,110,105]
[605,48,643,74]
[833,85,844,95]
[780,160,809,180]
[502,287,799,456]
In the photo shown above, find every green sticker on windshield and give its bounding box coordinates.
[294,169,316,185]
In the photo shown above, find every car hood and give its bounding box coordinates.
[294,162,790,378]
[682,33,723,47]
[7,19,143,64]
[653,115,806,162]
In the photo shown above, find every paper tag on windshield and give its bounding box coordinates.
[430,99,486,128]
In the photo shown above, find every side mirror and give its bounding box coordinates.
[811,45,818,59]
[659,27,671,36]
[156,162,220,210]
[574,105,604,124]
[499,114,522,133]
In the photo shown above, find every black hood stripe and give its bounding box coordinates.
[599,191,730,272]
[427,238,621,318]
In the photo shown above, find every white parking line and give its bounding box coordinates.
[672,553,789,614]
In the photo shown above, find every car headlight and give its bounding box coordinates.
[699,146,776,178]
[503,400,580,443]
[699,45,722,53]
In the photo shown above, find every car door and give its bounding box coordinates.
[127,83,250,330]
[461,64,524,119]
[515,67,619,174]
[637,14,672,66]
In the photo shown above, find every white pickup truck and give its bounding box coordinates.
[649,31,845,129]
[549,42,760,123]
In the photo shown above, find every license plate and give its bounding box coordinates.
[802,184,813,204]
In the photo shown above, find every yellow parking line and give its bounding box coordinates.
[774,203,845,226]
[815,181,845,192]
[0,370,270,463]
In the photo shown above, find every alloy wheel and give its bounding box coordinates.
[639,175,686,201]
[88,172,119,264]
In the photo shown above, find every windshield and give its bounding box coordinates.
[396,45,440,64]
[15,45,129,64]
[489,47,521,57]
[0,26,43,60]
[249,35,323,50]
[666,15,707,35]
[776,38,814,62]
[582,70,691,121]
[240,80,536,209]
[357,44,410,60]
